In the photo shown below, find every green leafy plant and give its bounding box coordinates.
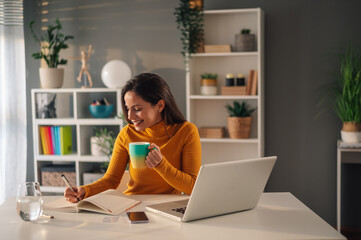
[174,0,204,58]
[93,128,116,169]
[30,18,74,68]
[201,73,218,79]
[241,28,251,34]
[225,101,256,117]
[333,47,361,123]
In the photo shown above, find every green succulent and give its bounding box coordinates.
[225,101,256,117]
[241,28,251,34]
[201,73,218,79]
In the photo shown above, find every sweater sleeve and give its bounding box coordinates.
[82,127,129,198]
[153,123,201,195]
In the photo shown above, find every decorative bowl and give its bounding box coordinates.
[89,105,114,118]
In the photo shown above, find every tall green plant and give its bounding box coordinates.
[333,47,361,123]
[30,19,74,68]
[174,0,204,58]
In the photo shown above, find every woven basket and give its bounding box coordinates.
[342,122,361,132]
[227,116,252,139]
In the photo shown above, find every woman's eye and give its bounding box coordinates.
[134,108,142,112]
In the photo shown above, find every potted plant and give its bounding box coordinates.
[90,127,116,170]
[30,18,74,88]
[174,0,204,59]
[235,28,256,52]
[200,73,217,95]
[225,101,256,139]
[333,47,361,142]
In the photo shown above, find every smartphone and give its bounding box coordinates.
[126,211,149,224]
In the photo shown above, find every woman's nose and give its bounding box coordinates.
[128,109,135,120]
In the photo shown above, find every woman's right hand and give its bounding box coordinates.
[64,186,85,203]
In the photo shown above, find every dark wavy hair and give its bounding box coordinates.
[121,73,186,126]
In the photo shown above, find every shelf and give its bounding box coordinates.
[200,138,258,143]
[204,8,261,15]
[32,88,123,192]
[191,52,258,57]
[35,118,76,125]
[78,155,110,162]
[186,8,264,164]
[76,118,122,125]
[31,88,119,93]
[36,154,78,161]
[190,95,258,100]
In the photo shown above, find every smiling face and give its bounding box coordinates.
[124,91,165,131]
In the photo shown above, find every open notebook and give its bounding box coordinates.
[44,189,140,215]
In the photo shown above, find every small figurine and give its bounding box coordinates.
[74,45,93,88]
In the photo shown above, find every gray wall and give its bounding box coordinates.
[24,0,361,227]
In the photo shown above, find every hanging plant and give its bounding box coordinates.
[174,0,204,58]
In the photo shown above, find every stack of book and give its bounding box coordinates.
[39,126,72,155]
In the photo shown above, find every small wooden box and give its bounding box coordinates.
[199,127,226,138]
[41,165,76,187]
[221,86,247,95]
[204,44,231,53]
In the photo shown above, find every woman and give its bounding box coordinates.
[65,73,201,202]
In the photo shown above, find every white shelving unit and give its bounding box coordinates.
[31,88,123,193]
[336,142,361,231]
[186,8,264,164]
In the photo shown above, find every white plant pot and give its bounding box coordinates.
[90,136,110,156]
[39,68,64,88]
[341,130,361,143]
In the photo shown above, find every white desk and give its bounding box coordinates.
[0,192,345,240]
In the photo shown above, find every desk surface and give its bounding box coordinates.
[0,192,345,240]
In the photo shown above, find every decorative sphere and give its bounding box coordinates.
[101,60,131,88]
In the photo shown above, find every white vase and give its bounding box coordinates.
[341,130,361,143]
[39,68,64,88]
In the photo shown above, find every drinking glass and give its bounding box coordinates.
[16,182,43,221]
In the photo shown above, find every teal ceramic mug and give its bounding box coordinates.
[129,142,150,169]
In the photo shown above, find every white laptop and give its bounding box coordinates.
[145,156,277,222]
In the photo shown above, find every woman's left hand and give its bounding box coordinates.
[146,143,163,168]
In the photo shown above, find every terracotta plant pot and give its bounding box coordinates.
[342,122,361,132]
[39,68,64,88]
[227,116,252,139]
[341,122,361,143]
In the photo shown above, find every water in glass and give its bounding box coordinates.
[16,182,43,221]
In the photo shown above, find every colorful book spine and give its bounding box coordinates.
[51,127,56,155]
[40,125,72,155]
[46,126,54,155]
[60,126,72,155]
[39,126,48,155]
[55,126,61,155]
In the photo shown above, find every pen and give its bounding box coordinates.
[42,214,55,219]
[61,174,79,201]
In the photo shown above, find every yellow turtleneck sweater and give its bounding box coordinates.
[82,121,201,198]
